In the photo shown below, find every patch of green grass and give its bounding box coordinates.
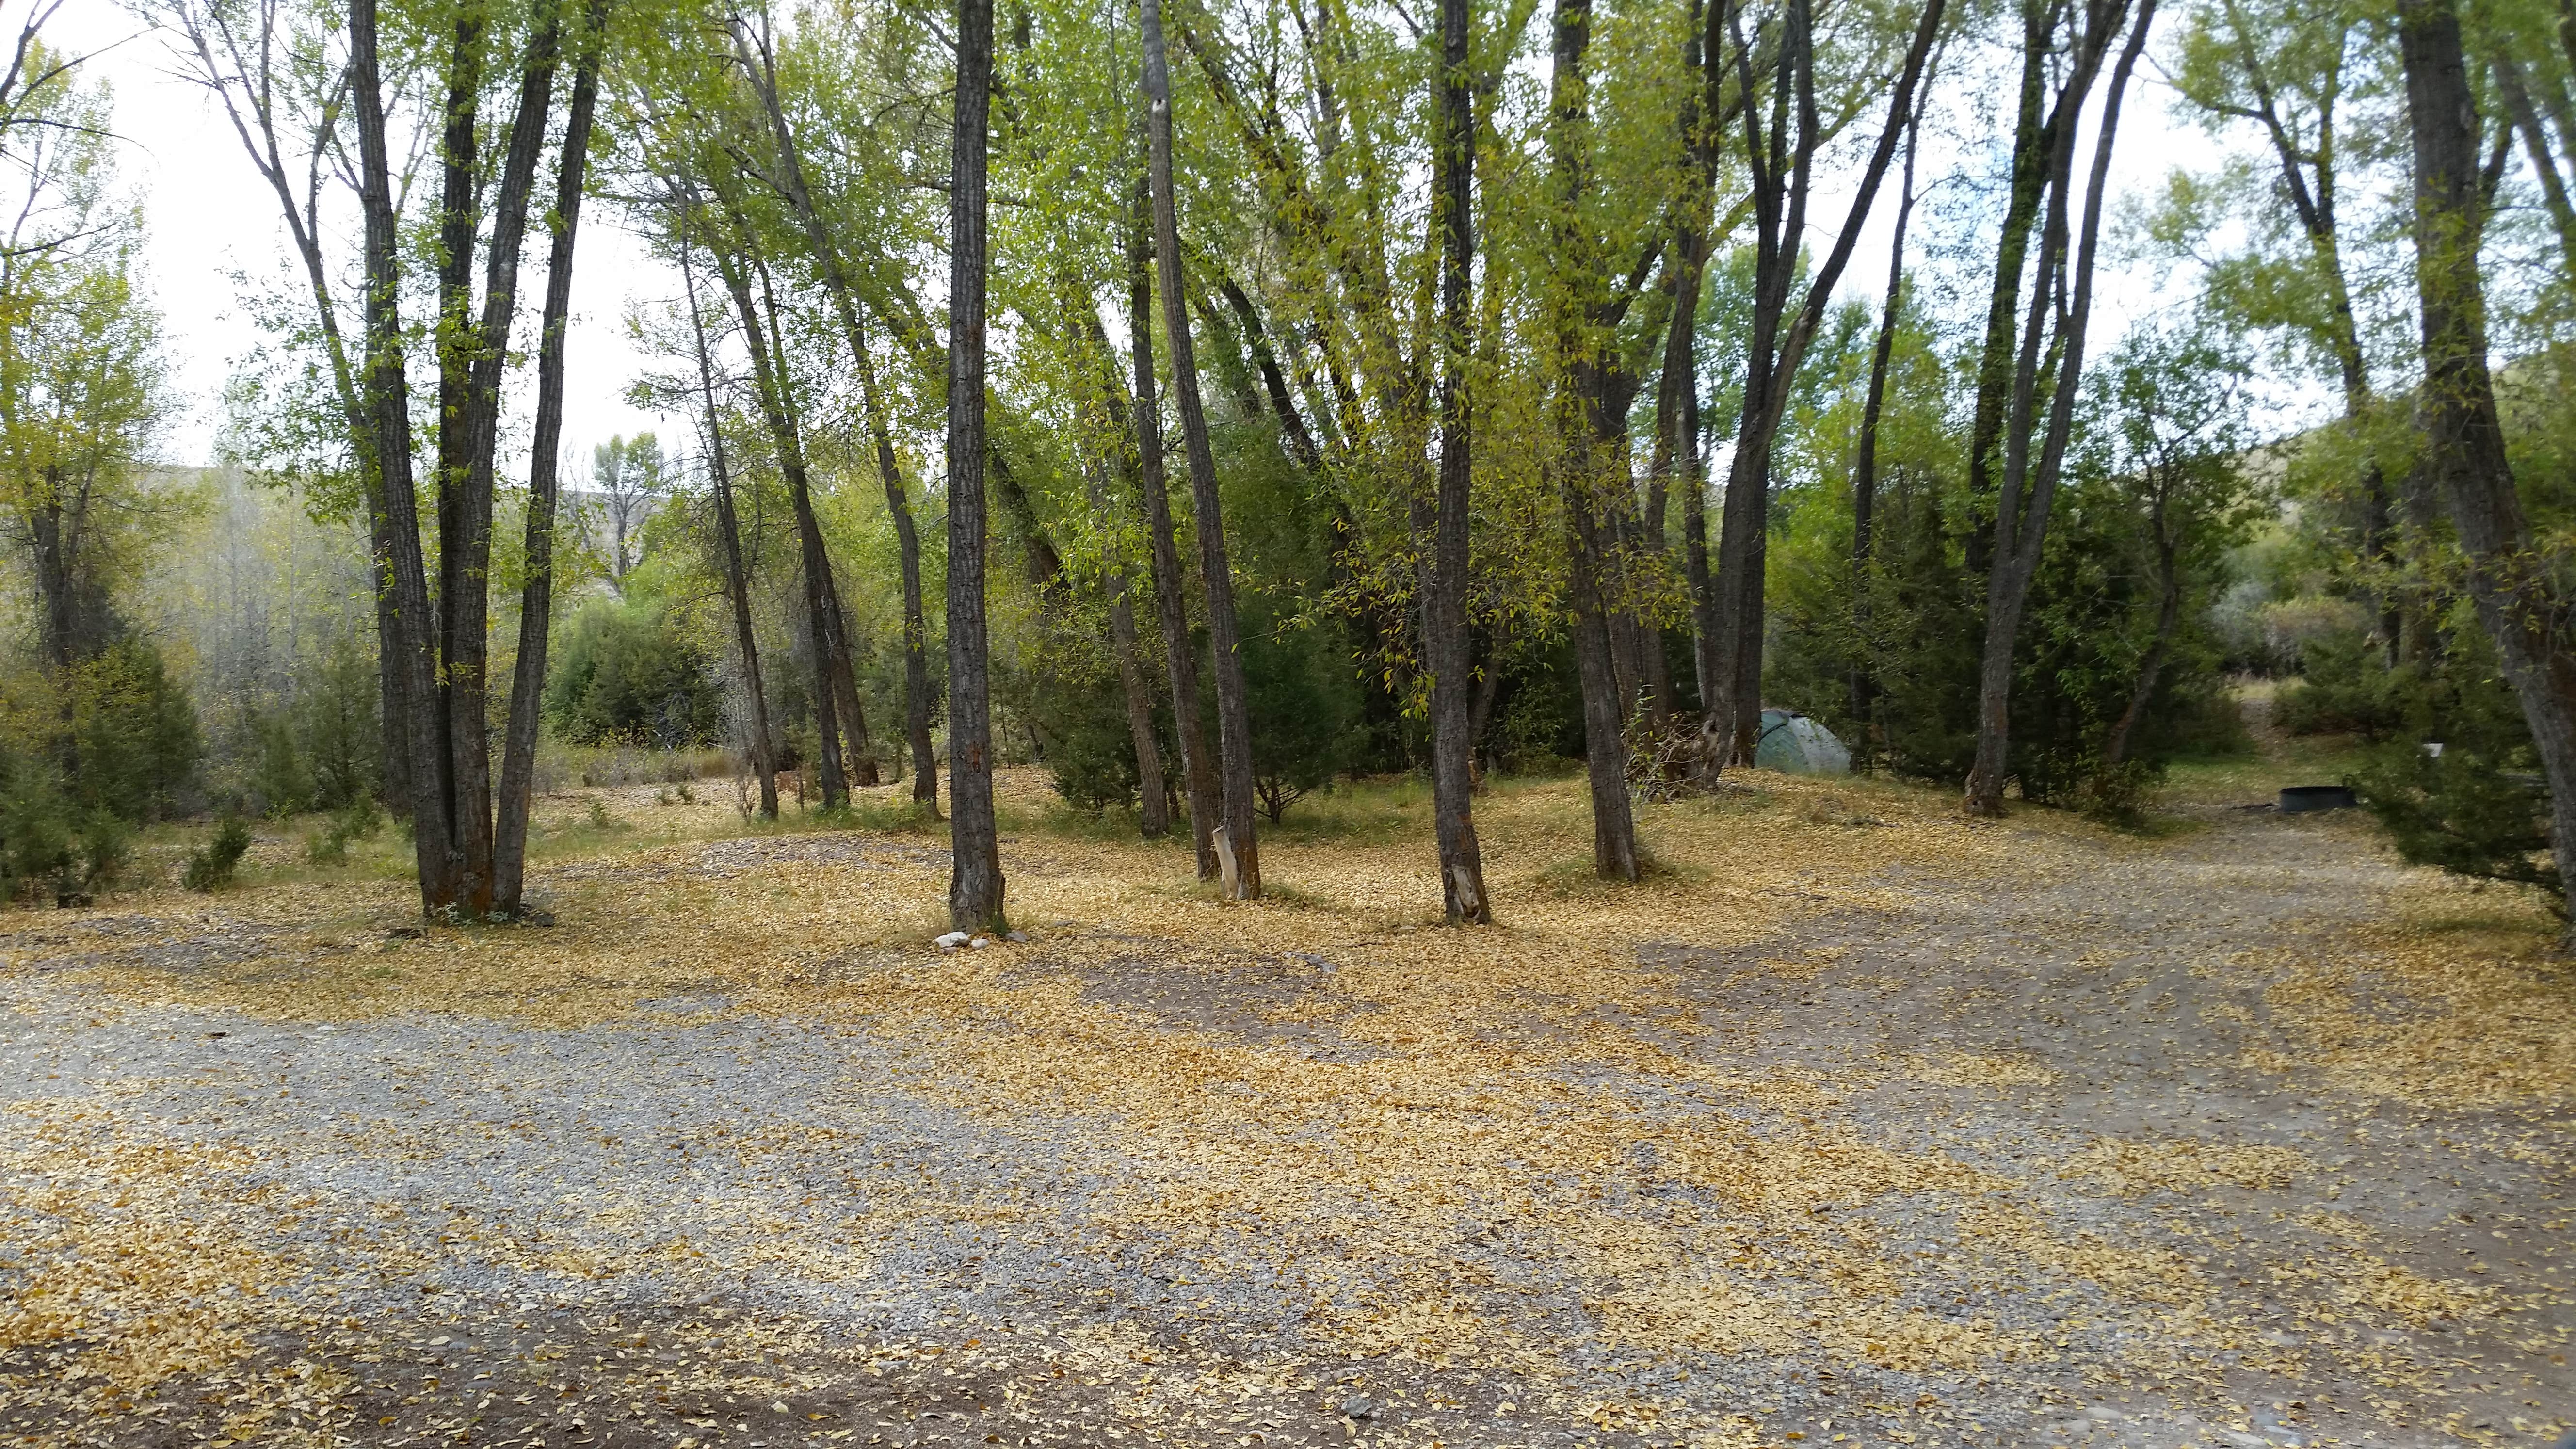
[992,800,1147,843]
[2159,732,2368,808]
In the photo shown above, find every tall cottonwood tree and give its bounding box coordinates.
[947,0,1005,931]
[674,219,778,820]
[236,0,620,917]
[1703,0,1948,767]
[732,8,938,807]
[1963,0,2156,815]
[1542,0,1642,880]
[1126,179,1224,879]
[495,0,611,915]
[2396,0,2576,936]
[349,0,451,908]
[1141,0,1261,899]
[1426,0,1490,921]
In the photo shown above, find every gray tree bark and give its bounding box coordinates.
[1427,0,1491,922]
[497,4,606,916]
[2398,0,2576,939]
[1545,0,1642,881]
[1142,0,1261,899]
[677,227,777,821]
[1964,0,2153,814]
[1127,185,1223,878]
[349,0,455,912]
[946,0,1007,931]
[708,234,849,807]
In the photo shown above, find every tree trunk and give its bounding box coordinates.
[709,238,848,808]
[437,8,551,919]
[738,24,934,805]
[2103,531,2180,769]
[2399,0,2576,939]
[1645,0,1712,729]
[426,3,486,907]
[371,507,409,815]
[946,0,1007,932]
[1142,0,1260,900]
[2494,51,2576,274]
[1427,0,1492,922]
[679,231,777,820]
[1708,0,1946,769]
[1211,271,1324,471]
[436,5,567,916]
[1964,0,2151,815]
[350,0,456,913]
[1088,452,1172,837]
[1545,0,1641,879]
[749,261,879,789]
[1126,181,1223,878]
[1850,105,1919,737]
[1684,371,1717,714]
[1963,0,2070,565]
[497,9,605,917]
[879,370,941,812]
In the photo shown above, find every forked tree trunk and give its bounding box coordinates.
[2398,0,2576,939]
[439,9,559,918]
[1128,162,1223,878]
[678,231,777,820]
[1062,285,1175,839]
[737,25,934,805]
[1964,0,2151,814]
[1545,0,1641,880]
[1707,0,1946,770]
[350,0,455,912]
[946,0,1007,932]
[710,239,848,808]
[496,7,606,917]
[1962,0,2066,561]
[751,261,879,789]
[421,2,570,917]
[1141,0,1260,899]
[1426,0,1491,922]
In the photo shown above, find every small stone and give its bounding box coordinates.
[1340,1396,1374,1421]
[969,937,990,949]
[1006,930,1030,943]
[934,931,971,949]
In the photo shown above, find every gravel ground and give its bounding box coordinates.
[0,800,2568,1449]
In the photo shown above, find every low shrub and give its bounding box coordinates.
[184,816,254,892]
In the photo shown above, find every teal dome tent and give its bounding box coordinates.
[1753,709,1852,774]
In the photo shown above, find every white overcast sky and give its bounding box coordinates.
[59,1,2251,471]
